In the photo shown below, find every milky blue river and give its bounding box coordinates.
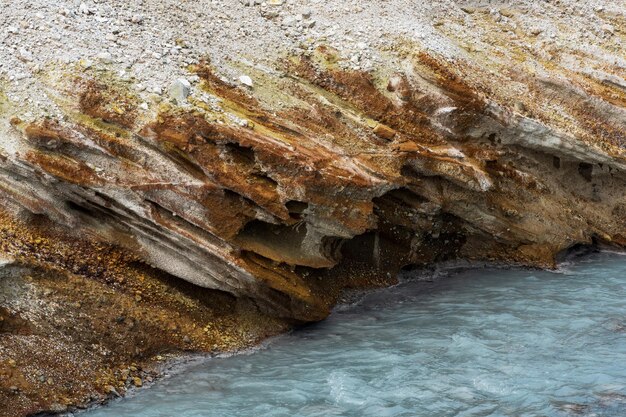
[85,252,626,417]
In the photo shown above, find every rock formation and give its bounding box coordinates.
[0,0,624,415]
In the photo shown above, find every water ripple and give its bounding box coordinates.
[85,252,626,417]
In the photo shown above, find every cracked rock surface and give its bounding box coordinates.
[0,0,625,415]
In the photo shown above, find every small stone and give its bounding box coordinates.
[139,102,149,110]
[7,26,19,34]
[168,78,191,104]
[267,0,283,5]
[183,335,191,344]
[78,3,92,15]
[18,48,33,62]
[282,16,296,27]
[239,75,253,87]
[601,24,615,35]
[499,8,516,18]
[49,403,67,413]
[393,141,420,153]
[9,386,18,393]
[96,52,113,63]
[105,385,120,397]
[372,123,396,140]
[131,14,144,24]
[132,377,143,387]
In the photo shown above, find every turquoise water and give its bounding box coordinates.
[85,252,626,417]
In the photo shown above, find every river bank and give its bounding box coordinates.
[82,251,626,417]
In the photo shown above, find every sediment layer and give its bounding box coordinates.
[1,1,624,415]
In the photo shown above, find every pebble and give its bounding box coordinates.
[372,123,396,140]
[96,52,113,63]
[105,385,120,397]
[282,16,296,27]
[78,3,91,15]
[49,403,67,413]
[601,24,614,35]
[239,75,253,87]
[168,78,191,103]
[18,48,33,62]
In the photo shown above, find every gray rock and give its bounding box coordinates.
[96,52,113,63]
[239,75,253,87]
[282,16,296,27]
[78,3,92,15]
[168,78,191,103]
[18,48,33,62]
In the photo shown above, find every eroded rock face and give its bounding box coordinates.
[1,43,625,324]
[0,1,625,413]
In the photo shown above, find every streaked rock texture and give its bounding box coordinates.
[0,0,624,415]
[3,46,625,321]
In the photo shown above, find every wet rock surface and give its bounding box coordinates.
[0,0,625,416]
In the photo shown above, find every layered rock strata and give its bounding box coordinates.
[0,0,624,415]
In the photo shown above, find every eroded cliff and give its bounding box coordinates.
[0,0,625,415]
